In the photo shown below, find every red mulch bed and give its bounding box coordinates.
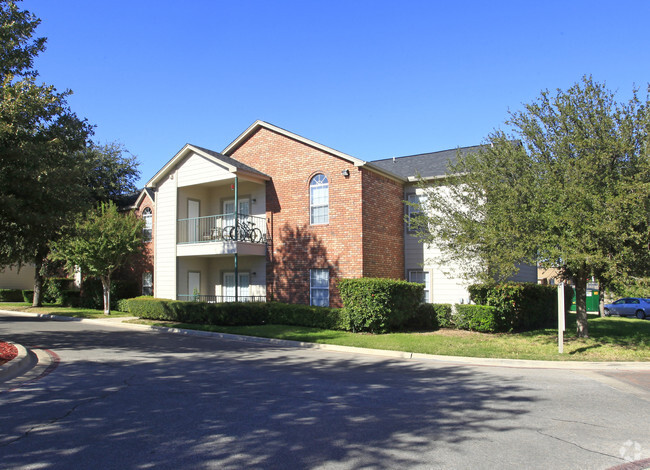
[0,341,18,366]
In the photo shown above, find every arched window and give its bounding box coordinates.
[142,207,153,242]
[310,174,328,225]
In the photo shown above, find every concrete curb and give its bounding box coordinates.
[0,341,33,381]
[2,309,650,371]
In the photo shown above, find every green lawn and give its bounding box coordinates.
[0,302,133,318]
[132,313,650,362]
[2,302,649,361]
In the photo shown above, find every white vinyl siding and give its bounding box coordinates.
[310,269,329,306]
[0,264,36,290]
[177,152,232,187]
[154,173,178,300]
[310,174,329,225]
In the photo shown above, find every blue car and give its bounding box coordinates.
[604,298,649,319]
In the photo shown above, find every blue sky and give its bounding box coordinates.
[24,0,650,187]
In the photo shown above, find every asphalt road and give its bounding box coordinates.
[1,313,649,470]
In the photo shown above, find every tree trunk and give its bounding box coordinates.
[101,275,111,315]
[32,258,43,307]
[574,276,589,338]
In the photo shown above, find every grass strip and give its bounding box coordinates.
[0,302,133,318]
[2,302,648,361]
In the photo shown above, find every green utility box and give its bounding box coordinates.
[569,283,600,313]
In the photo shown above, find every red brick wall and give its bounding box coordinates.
[361,170,405,279]
[117,193,155,296]
[230,127,406,306]
[230,127,365,307]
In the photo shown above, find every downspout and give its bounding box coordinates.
[234,176,239,303]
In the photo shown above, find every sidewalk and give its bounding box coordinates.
[2,309,650,372]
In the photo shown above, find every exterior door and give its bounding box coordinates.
[223,272,249,301]
[188,271,201,299]
[188,200,200,242]
[223,199,250,227]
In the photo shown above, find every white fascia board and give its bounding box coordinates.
[224,120,406,183]
[222,120,368,167]
[147,144,238,188]
[407,172,467,183]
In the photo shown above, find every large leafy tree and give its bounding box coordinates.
[83,142,140,203]
[413,77,650,338]
[50,202,144,315]
[0,0,93,305]
[0,2,140,306]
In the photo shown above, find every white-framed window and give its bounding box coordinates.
[409,270,431,303]
[406,194,422,231]
[142,207,153,242]
[142,272,153,296]
[310,174,329,225]
[223,272,250,301]
[223,198,250,227]
[310,268,329,306]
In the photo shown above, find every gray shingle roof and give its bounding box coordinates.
[370,144,485,179]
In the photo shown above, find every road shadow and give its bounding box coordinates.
[0,315,539,469]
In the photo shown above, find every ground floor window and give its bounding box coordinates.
[142,272,153,296]
[409,270,430,303]
[223,272,250,301]
[310,268,329,307]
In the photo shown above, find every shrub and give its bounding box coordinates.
[119,298,352,330]
[22,290,34,303]
[60,290,81,307]
[43,278,75,304]
[267,302,350,330]
[403,303,451,331]
[454,304,499,332]
[434,303,454,328]
[81,278,140,310]
[0,289,24,302]
[468,282,560,332]
[338,278,424,333]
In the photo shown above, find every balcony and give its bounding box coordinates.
[176,214,267,257]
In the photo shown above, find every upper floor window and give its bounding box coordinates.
[406,194,423,231]
[142,207,153,242]
[310,174,329,225]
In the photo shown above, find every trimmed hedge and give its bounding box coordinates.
[0,289,23,302]
[338,278,424,333]
[22,290,34,303]
[403,303,451,331]
[468,282,570,332]
[267,302,350,330]
[453,304,499,332]
[118,297,350,330]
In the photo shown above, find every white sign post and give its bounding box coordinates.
[558,283,565,354]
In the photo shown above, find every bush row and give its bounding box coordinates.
[467,282,571,332]
[338,278,424,333]
[118,297,351,330]
[6,278,139,309]
[0,289,24,302]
